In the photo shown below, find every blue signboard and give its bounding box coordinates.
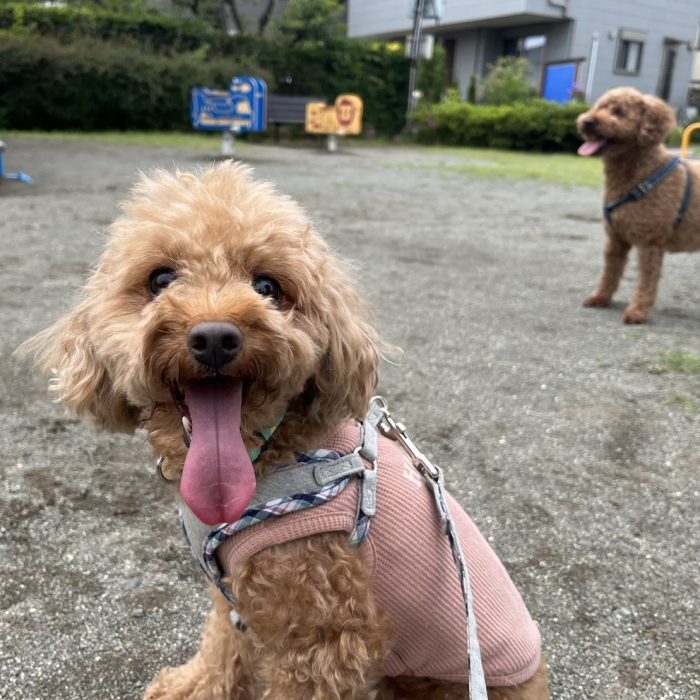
[191,76,267,133]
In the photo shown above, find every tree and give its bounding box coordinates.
[170,0,279,36]
[272,0,345,44]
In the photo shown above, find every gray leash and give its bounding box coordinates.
[369,397,488,700]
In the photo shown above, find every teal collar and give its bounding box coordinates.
[249,412,287,462]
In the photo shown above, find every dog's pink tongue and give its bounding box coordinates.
[180,379,255,526]
[578,139,606,156]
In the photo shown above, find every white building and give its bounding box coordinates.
[347,0,699,109]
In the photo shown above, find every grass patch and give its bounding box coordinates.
[670,394,698,415]
[657,349,700,377]
[641,349,700,376]
[6,132,604,186]
[3,130,240,150]
[4,132,605,187]
[388,146,604,187]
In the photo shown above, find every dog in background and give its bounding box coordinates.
[25,162,549,699]
[578,87,700,323]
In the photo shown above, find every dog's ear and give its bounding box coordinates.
[21,302,139,433]
[304,259,380,427]
[639,95,676,146]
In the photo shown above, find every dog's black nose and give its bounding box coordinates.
[583,118,597,131]
[187,322,244,370]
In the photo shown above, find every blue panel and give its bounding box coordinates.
[191,77,267,133]
[543,63,577,104]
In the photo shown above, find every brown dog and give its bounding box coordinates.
[578,87,700,323]
[25,163,550,699]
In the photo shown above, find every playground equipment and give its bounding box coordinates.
[0,140,32,184]
[305,94,364,152]
[191,77,267,155]
[680,122,700,159]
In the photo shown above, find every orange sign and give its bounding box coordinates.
[305,94,363,136]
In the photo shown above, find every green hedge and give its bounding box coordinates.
[0,33,409,134]
[0,3,211,52]
[0,35,264,130]
[0,3,412,134]
[414,100,590,152]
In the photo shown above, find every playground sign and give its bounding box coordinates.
[305,95,364,136]
[191,76,267,133]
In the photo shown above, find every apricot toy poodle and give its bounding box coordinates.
[578,87,700,324]
[28,162,549,699]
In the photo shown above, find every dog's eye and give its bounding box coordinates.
[253,276,282,302]
[149,268,177,296]
[613,108,625,118]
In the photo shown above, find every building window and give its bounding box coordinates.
[615,29,647,75]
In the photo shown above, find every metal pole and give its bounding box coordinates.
[585,32,599,103]
[406,0,427,130]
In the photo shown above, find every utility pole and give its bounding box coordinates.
[406,0,427,130]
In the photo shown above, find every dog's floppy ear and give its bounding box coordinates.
[21,302,139,433]
[638,95,676,146]
[304,258,380,427]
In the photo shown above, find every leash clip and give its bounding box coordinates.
[370,396,441,482]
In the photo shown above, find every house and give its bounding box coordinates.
[347,1,699,110]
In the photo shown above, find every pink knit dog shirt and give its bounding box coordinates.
[217,421,542,687]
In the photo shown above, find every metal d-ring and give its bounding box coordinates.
[155,456,173,482]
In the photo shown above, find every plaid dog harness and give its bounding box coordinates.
[180,408,542,690]
[180,418,379,609]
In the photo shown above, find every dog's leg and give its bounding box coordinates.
[143,587,255,700]
[623,245,664,324]
[232,533,390,700]
[381,657,549,699]
[583,233,631,308]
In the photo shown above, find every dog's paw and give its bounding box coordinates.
[623,306,649,324]
[583,293,611,308]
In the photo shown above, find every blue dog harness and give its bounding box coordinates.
[604,156,693,229]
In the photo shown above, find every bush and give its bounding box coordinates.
[0,32,410,134]
[416,44,446,105]
[482,57,535,106]
[0,0,418,135]
[0,3,211,53]
[0,35,264,130]
[414,100,590,152]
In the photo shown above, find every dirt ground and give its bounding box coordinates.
[1,137,699,700]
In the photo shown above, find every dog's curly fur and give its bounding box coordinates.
[578,86,700,323]
[26,162,549,699]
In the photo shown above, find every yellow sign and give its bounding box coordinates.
[305,94,363,136]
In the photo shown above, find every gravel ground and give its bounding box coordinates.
[1,137,698,700]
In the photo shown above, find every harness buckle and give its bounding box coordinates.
[630,184,648,199]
